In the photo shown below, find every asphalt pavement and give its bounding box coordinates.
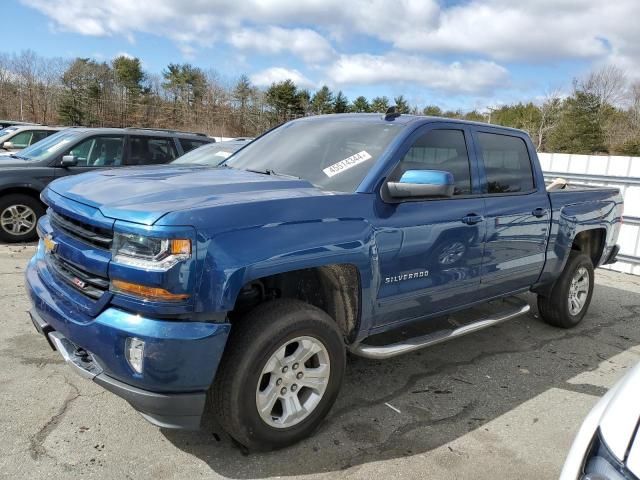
[1,243,639,479]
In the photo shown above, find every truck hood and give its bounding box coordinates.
[48,165,331,225]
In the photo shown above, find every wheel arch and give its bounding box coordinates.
[231,264,362,342]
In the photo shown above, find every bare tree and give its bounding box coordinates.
[537,90,563,150]
[578,64,628,106]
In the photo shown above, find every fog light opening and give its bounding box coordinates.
[125,337,145,374]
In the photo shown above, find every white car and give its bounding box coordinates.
[561,361,640,480]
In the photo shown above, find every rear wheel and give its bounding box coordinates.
[537,251,594,328]
[0,194,44,243]
[209,299,346,450]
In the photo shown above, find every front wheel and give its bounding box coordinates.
[209,299,346,450]
[537,251,594,328]
[0,194,44,243]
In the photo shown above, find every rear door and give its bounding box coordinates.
[473,128,551,296]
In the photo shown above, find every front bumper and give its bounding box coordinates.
[30,308,205,428]
[26,251,231,429]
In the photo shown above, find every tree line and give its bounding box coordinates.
[1,50,639,155]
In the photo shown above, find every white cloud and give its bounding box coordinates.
[229,27,334,63]
[250,67,316,88]
[18,0,640,92]
[327,53,509,94]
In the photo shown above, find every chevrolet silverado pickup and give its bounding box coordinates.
[26,112,622,450]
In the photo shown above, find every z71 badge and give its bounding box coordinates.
[385,270,429,284]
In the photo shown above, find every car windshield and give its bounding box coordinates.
[225,119,403,192]
[172,142,244,166]
[17,130,84,161]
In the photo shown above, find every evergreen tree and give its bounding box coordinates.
[311,85,334,114]
[333,91,349,113]
[351,96,370,113]
[548,91,607,154]
[370,96,390,113]
[393,95,410,114]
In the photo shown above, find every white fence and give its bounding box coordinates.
[539,152,640,275]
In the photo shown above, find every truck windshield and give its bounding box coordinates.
[224,119,403,192]
[17,130,83,161]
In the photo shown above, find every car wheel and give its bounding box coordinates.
[537,251,594,328]
[209,299,346,451]
[0,194,44,243]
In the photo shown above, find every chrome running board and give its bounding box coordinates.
[350,297,530,359]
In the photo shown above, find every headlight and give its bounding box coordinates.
[112,233,191,271]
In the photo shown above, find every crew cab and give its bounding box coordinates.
[0,127,213,242]
[26,113,622,450]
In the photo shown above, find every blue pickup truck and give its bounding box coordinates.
[26,112,622,450]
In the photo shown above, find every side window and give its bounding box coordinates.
[30,130,49,144]
[396,129,471,195]
[9,131,32,148]
[65,136,125,167]
[477,133,534,194]
[179,138,208,153]
[128,136,178,165]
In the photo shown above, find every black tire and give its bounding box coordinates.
[537,251,594,328]
[209,299,346,451]
[0,194,44,243]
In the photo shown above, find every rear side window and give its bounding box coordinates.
[396,129,471,195]
[31,130,50,144]
[128,136,178,165]
[477,133,534,194]
[179,138,209,153]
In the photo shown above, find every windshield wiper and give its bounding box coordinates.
[245,168,300,179]
[9,154,26,160]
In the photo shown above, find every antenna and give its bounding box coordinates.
[383,105,401,120]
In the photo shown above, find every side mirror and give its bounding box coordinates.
[2,141,13,150]
[387,170,454,199]
[60,155,78,167]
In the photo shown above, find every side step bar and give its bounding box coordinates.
[350,297,531,360]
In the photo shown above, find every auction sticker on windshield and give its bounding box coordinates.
[323,151,372,178]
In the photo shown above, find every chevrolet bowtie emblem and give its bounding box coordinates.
[43,234,58,254]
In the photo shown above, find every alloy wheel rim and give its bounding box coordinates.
[0,204,36,236]
[256,335,330,429]
[568,266,590,315]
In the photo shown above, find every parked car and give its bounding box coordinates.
[0,127,213,242]
[0,120,37,129]
[0,125,63,154]
[26,112,622,451]
[171,139,251,165]
[561,361,640,480]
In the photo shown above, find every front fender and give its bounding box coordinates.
[194,218,377,328]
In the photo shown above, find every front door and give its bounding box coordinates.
[473,129,551,297]
[373,126,486,327]
[55,134,126,178]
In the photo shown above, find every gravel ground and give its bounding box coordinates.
[1,243,639,479]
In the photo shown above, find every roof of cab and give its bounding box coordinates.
[63,126,212,138]
[292,112,528,135]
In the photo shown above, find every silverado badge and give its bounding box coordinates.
[43,234,58,254]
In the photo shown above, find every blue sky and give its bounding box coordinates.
[5,0,638,112]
